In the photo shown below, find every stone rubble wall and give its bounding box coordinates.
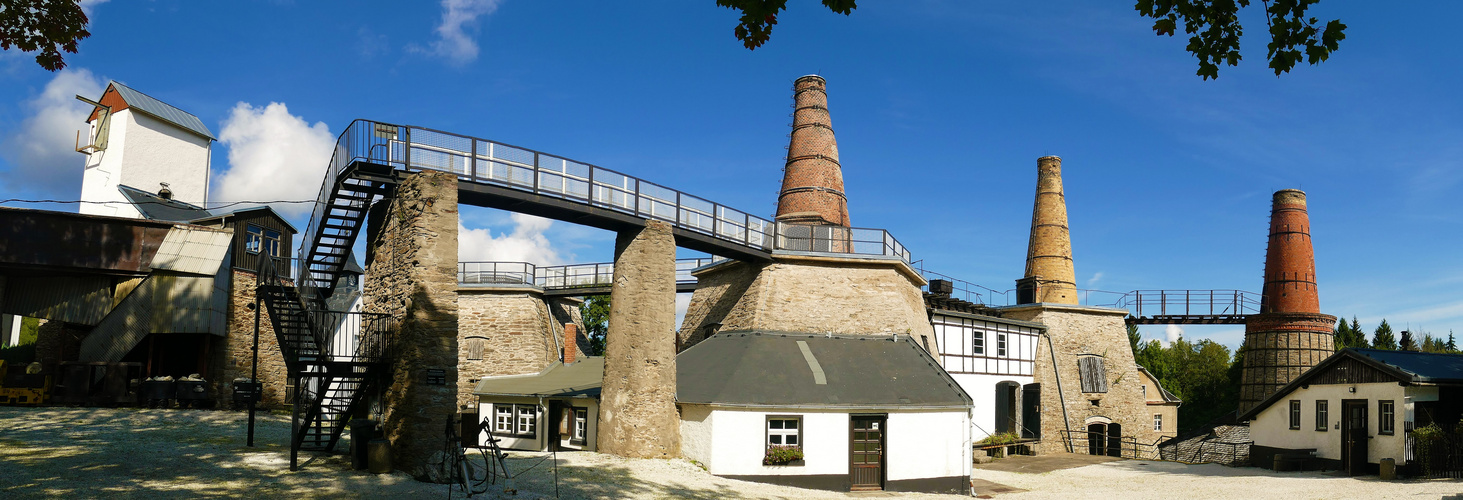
[598,221,680,458]
[457,289,587,409]
[213,269,290,408]
[362,170,460,477]
[676,261,761,351]
[1004,305,1164,449]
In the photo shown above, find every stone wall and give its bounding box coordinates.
[362,170,460,477]
[681,254,934,351]
[1238,312,1335,414]
[1002,304,1163,448]
[457,288,587,409]
[33,319,86,372]
[211,269,290,408]
[598,221,679,458]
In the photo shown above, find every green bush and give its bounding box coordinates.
[978,432,1021,446]
[763,445,804,465]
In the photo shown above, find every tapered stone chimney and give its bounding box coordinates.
[1239,189,1336,415]
[775,75,850,227]
[1017,156,1077,305]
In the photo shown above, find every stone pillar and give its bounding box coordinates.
[362,170,459,478]
[1020,156,1077,305]
[598,220,679,458]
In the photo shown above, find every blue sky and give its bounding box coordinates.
[1,1,1459,350]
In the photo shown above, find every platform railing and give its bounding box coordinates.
[1114,290,1262,318]
[458,257,720,290]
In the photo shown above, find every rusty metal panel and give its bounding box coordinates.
[1,275,113,325]
[0,208,171,274]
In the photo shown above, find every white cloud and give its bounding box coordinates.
[415,0,501,65]
[79,0,110,15]
[1164,324,1184,346]
[459,213,562,265]
[0,68,104,197]
[675,293,692,331]
[213,102,335,217]
[1085,271,1105,288]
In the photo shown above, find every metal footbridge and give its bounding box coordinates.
[297,119,912,298]
[920,270,1262,325]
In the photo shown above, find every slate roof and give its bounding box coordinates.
[474,357,604,398]
[676,331,973,409]
[118,184,213,222]
[109,82,215,140]
[1137,366,1182,403]
[1240,348,1463,420]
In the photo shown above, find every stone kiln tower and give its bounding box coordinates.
[1017,156,1077,305]
[1238,189,1336,414]
[775,75,850,227]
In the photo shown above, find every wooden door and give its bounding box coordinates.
[1342,400,1368,476]
[1087,423,1106,456]
[1106,423,1123,458]
[850,415,886,491]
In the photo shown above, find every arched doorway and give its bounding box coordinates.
[994,381,1020,434]
[1084,417,1122,457]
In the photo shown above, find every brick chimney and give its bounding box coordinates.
[1018,156,1077,305]
[563,323,578,364]
[775,75,850,227]
[1238,189,1336,414]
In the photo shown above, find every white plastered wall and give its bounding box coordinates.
[686,406,971,482]
[476,396,598,452]
[953,372,1034,440]
[1250,382,1430,464]
[80,109,211,217]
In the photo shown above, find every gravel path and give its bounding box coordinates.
[971,456,1463,499]
[0,407,965,499]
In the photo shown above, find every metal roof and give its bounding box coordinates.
[473,357,604,398]
[676,331,973,409]
[118,184,213,222]
[109,82,215,140]
[1240,348,1463,420]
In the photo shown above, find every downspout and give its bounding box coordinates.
[1043,331,1073,453]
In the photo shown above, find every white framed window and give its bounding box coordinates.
[494,405,513,433]
[516,405,537,438]
[1153,414,1162,431]
[1316,400,1329,431]
[1289,400,1301,430]
[997,332,1008,357]
[1380,400,1395,435]
[972,330,984,355]
[573,408,588,444]
[766,416,802,448]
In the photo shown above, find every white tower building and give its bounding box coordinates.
[76,82,214,218]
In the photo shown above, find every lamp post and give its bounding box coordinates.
[248,293,261,447]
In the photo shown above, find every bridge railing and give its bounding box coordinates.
[1114,290,1261,318]
[458,257,719,290]
[774,224,911,262]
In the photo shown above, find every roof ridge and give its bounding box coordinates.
[110,81,199,120]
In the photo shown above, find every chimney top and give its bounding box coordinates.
[776,75,849,226]
[158,182,173,200]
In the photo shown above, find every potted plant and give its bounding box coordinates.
[763,445,805,466]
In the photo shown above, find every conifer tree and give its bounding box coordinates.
[1350,317,1367,349]
[1333,319,1352,351]
[1400,330,1416,351]
[1373,319,1398,350]
[1449,331,1458,352]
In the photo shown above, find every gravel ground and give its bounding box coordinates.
[971,456,1463,499]
[0,407,964,499]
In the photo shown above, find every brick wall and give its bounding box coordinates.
[776,75,850,226]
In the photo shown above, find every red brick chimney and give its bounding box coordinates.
[1239,189,1336,414]
[775,75,850,226]
[563,323,578,364]
[1260,189,1320,314]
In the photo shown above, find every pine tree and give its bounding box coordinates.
[1373,319,1398,350]
[1351,317,1367,349]
[1333,318,1353,351]
[1449,331,1458,352]
[1400,330,1416,351]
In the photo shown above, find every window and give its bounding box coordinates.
[465,336,487,361]
[972,330,984,355]
[1289,400,1302,430]
[245,225,283,257]
[1141,385,1147,398]
[1077,357,1108,393]
[766,416,802,448]
[997,332,1008,357]
[1153,414,1163,432]
[494,405,513,433]
[1380,400,1395,435]
[572,408,588,445]
[1316,400,1329,431]
[516,406,537,438]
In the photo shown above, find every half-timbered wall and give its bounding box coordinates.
[932,312,1039,376]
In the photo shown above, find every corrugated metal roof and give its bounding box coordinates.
[676,331,973,409]
[109,82,215,140]
[474,358,604,397]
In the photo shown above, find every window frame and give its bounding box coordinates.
[493,405,514,434]
[765,415,803,449]
[244,224,283,257]
[1379,400,1395,435]
[1316,400,1329,431]
[516,405,538,438]
[997,332,1008,357]
[1153,414,1163,432]
[1289,400,1302,430]
[972,330,985,356]
[245,225,263,254]
[572,407,588,445]
[1077,356,1109,393]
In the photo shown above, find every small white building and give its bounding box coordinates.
[473,357,602,452]
[1242,348,1463,476]
[77,81,215,218]
[929,309,1043,440]
[677,331,973,494]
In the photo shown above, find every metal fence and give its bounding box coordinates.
[1059,430,1166,461]
[774,224,911,262]
[458,258,719,289]
[1114,290,1261,318]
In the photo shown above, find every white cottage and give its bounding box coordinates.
[677,331,973,494]
[473,357,602,452]
[1242,348,1463,476]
